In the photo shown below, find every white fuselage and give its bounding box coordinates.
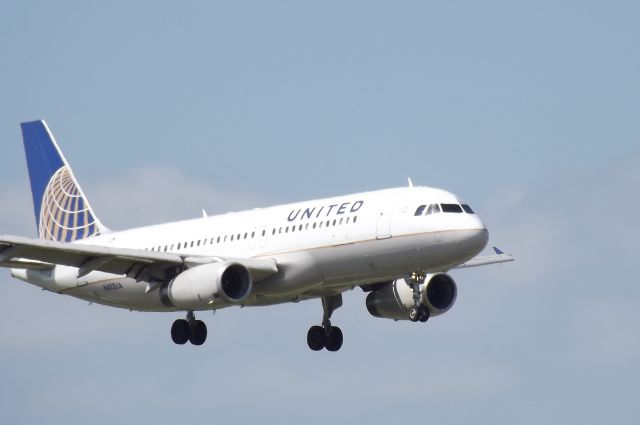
[13,186,488,312]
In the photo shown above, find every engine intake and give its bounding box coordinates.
[160,262,252,309]
[366,273,457,320]
[424,273,457,311]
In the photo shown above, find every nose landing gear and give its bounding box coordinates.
[171,311,207,346]
[405,271,430,323]
[307,294,344,352]
[409,305,430,322]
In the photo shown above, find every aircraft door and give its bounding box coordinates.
[376,210,391,239]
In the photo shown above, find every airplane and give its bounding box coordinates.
[0,120,513,351]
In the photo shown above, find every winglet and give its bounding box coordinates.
[454,247,514,269]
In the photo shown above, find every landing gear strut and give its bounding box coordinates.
[405,271,430,323]
[171,311,207,346]
[307,294,344,352]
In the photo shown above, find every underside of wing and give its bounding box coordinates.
[0,234,278,283]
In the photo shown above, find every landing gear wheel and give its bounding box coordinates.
[418,307,430,323]
[189,320,207,346]
[307,325,326,351]
[409,307,420,322]
[171,319,189,345]
[325,326,343,352]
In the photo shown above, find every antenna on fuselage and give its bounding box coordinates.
[407,177,414,187]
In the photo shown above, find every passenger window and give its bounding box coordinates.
[299,224,303,231]
[353,216,358,223]
[461,204,475,214]
[177,243,181,249]
[313,223,317,229]
[441,203,463,213]
[244,233,248,239]
[414,205,427,216]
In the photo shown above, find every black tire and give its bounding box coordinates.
[325,326,343,352]
[189,320,207,346]
[171,319,189,345]
[307,325,326,351]
[419,307,430,323]
[409,307,420,322]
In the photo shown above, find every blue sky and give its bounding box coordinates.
[0,1,639,424]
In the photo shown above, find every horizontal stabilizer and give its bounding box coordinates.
[0,259,54,271]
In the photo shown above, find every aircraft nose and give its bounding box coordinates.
[463,228,489,257]
[460,213,489,254]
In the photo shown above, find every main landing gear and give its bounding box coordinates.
[171,311,207,346]
[405,271,430,323]
[307,294,344,352]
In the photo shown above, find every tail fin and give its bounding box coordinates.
[20,120,107,241]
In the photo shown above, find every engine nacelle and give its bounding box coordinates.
[160,262,252,309]
[366,273,457,320]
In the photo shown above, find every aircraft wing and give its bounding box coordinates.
[454,247,514,269]
[0,234,278,282]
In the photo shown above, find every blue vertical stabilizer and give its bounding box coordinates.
[20,120,106,241]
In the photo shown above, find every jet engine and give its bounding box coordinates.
[160,262,252,309]
[365,273,457,320]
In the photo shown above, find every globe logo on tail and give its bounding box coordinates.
[39,166,100,241]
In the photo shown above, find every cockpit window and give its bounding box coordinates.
[425,204,441,215]
[441,203,463,213]
[461,204,475,214]
[414,205,427,216]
